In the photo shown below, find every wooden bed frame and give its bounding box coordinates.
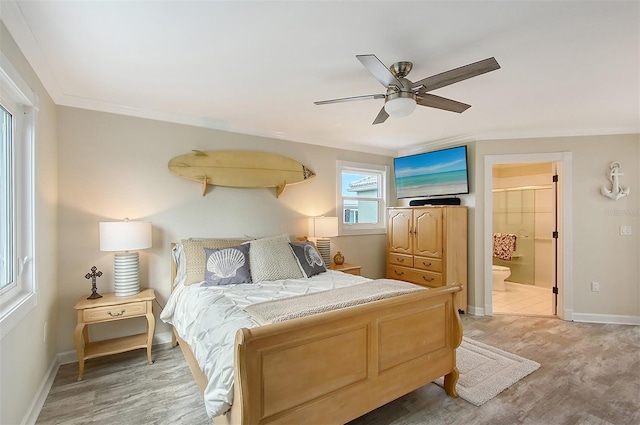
[169,244,463,424]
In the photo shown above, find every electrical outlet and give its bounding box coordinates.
[43,322,48,343]
[591,281,600,292]
[620,225,632,236]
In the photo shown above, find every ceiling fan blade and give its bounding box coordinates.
[412,57,500,92]
[314,93,385,105]
[416,93,471,113]
[372,107,389,125]
[357,54,403,88]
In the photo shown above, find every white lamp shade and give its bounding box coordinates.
[384,96,416,117]
[308,216,339,238]
[99,221,152,252]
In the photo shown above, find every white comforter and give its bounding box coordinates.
[160,270,370,418]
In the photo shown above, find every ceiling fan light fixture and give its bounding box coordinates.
[315,55,500,124]
[384,95,416,118]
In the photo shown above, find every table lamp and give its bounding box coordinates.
[308,216,339,267]
[99,219,152,297]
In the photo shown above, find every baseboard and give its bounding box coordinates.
[466,305,485,316]
[504,281,549,294]
[572,313,640,325]
[458,307,637,325]
[154,331,172,345]
[57,349,77,365]
[21,355,59,425]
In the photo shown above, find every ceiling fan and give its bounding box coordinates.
[314,54,500,125]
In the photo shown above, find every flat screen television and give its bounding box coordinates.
[393,145,469,199]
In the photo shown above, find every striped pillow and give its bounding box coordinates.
[248,235,304,282]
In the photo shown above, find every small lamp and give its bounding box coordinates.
[99,219,152,297]
[308,216,339,267]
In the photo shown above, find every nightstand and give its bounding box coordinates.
[331,262,362,276]
[73,288,156,381]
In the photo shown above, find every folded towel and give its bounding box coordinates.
[493,233,517,261]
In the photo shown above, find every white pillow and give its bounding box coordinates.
[248,234,304,282]
[172,243,186,286]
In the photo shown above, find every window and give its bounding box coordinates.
[0,53,37,339]
[336,160,388,235]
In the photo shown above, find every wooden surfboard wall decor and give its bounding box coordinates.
[168,150,316,197]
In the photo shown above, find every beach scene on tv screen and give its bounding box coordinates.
[395,147,468,199]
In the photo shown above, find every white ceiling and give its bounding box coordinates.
[2,0,639,155]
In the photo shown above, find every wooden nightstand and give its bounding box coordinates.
[331,263,362,276]
[73,288,156,381]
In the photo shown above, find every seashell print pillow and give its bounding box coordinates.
[202,244,252,286]
[289,241,326,278]
[182,238,248,285]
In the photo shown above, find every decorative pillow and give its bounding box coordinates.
[202,244,251,286]
[289,241,326,278]
[182,238,247,285]
[172,243,186,286]
[248,234,304,282]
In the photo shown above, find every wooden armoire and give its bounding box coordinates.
[386,206,468,312]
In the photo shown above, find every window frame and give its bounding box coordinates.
[1,103,16,295]
[0,52,38,339]
[336,160,388,236]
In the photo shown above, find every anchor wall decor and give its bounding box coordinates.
[601,161,630,201]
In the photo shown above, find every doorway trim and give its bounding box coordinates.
[484,152,573,320]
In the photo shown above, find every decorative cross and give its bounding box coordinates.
[85,266,103,299]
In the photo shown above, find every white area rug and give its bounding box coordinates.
[434,337,540,406]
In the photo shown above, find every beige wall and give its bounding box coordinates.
[0,23,59,425]
[56,106,392,353]
[395,136,639,319]
[474,135,640,319]
[2,15,639,424]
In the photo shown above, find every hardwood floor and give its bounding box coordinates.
[36,315,639,425]
[35,341,209,425]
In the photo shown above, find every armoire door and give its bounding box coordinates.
[413,208,443,258]
[387,209,412,254]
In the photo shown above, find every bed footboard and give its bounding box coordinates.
[232,284,462,425]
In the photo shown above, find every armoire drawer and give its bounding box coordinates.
[387,265,443,288]
[388,253,413,267]
[413,257,443,273]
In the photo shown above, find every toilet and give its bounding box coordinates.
[492,265,511,291]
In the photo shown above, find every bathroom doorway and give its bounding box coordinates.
[491,162,557,316]
[483,152,573,320]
